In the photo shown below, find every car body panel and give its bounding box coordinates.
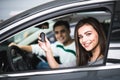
[0,0,120,80]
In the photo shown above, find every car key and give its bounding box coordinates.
[40,32,45,42]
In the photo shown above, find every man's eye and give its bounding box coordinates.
[55,32,58,34]
[61,30,65,33]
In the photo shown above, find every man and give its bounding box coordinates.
[9,20,76,69]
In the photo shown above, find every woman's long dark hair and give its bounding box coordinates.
[74,17,106,66]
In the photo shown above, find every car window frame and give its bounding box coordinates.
[0,0,116,78]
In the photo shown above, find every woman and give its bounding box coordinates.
[74,17,106,66]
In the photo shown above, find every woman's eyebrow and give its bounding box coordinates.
[78,31,91,35]
[84,31,92,34]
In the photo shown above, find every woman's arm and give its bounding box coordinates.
[45,49,59,68]
[38,37,59,68]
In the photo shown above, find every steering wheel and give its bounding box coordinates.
[7,45,34,71]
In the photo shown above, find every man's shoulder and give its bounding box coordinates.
[52,41,62,45]
[68,40,75,47]
[50,41,62,48]
[51,40,75,48]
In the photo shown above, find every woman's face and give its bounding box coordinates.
[78,24,99,51]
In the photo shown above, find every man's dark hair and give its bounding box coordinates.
[53,20,70,31]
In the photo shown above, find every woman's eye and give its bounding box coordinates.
[78,35,82,39]
[86,33,91,36]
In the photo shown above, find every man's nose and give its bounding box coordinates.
[58,32,62,37]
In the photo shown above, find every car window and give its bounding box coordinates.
[14,27,39,43]
[0,9,112,73]
[110,22,120,43]
[107,16,120,64]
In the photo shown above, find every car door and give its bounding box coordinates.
[1,0,120,80]
[107,1,120,64]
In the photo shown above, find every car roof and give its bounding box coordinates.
[0,0,113,30]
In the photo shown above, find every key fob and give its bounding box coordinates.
[40,32,45,42]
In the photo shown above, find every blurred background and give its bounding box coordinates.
[0,0,55,23]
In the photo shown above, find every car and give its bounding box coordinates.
[0,0,120,80]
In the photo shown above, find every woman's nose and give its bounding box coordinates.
[82,36,88,43]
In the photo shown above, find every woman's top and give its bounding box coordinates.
[88,57,104,65]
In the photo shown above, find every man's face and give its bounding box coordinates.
[54,25,70,45]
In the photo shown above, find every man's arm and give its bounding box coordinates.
[9,43,32,53]
[19,45,32,53]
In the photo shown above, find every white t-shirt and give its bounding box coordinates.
[31,41,76,68]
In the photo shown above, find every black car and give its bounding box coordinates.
[0,0,120,80]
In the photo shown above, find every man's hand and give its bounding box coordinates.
[8,42,17,47]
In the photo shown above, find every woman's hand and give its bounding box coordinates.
[38,35,59,68]
[38,36,51,52]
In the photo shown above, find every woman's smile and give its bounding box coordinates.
[78,24,99,51]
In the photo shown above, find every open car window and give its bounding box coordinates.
[0,0,114,75]
[0,9,112,73]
